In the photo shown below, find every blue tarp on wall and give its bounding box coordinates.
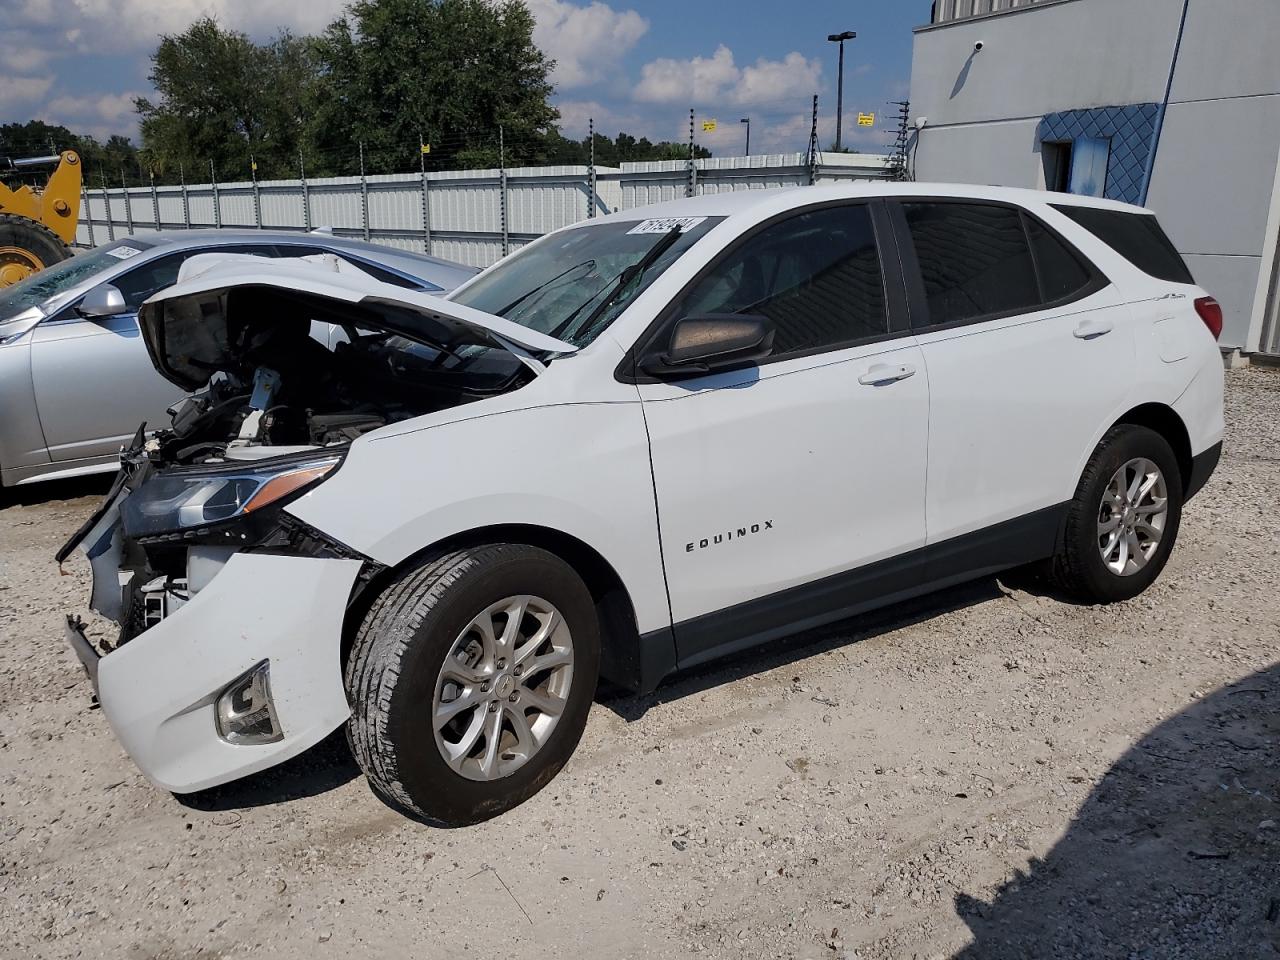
[1037,104,1161,205]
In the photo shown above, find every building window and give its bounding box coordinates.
[1044,137,1111,198]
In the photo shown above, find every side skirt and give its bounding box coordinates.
[644,503,1068,680]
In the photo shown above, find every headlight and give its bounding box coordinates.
[121,453,342,539]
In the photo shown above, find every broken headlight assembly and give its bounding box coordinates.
[120,452,343,541]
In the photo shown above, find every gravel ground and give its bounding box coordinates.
[2,366,1278,960]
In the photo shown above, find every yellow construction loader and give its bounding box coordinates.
[0,150,81,287]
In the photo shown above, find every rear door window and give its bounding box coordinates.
[900,202,1041,327]
[899,201,1101,329]
[1051,205,1193,284]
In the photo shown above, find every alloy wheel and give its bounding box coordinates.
[1097,457,1169,577]
[432,595,574,781]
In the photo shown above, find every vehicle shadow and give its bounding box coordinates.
[951,663,1280,959]
[0,472,114,508]
[175,728,360,812]
[600,576,1009,722]
[173,578,1013,816]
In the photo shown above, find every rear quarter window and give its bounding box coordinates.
[1052,205,1194,285]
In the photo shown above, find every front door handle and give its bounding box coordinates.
[1074,318,1114,340]
[859,363,916,386]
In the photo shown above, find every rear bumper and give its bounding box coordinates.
[91,552,361,793]
[1185,441,1222,502]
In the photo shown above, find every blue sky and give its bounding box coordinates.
[1,0,934,156]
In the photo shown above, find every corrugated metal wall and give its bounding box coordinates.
[77,153,889,269]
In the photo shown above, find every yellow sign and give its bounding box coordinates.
[857,112,875,127]
[420,143,431,155]
[701,120,718,133]
[250,160,258,171]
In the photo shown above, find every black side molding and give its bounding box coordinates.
[1184,441,1222,502]
[629,503,1070,687]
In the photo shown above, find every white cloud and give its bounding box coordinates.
[556,98,661,141]
[12,0,348,53]
[35,90,144,140]
[525,0,648,90]
[44,90,141,124]
[634,45,823,108]
[0,33,56,74]
[0,74,55,110]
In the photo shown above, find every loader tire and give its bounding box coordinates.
[0,214,73,287]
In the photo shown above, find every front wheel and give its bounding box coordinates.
[1049,424,1184,603]
[345,544,600,826]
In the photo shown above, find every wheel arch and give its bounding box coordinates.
[341,523,672,696]
[1111,402,1193,492]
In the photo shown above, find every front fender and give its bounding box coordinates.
[285,402,671,635]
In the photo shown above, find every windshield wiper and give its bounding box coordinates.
[547,227,684,343]
[495,259,596,318]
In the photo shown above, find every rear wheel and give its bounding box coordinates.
[345,544,600,825]
[1049,424,1183,603]
[0,214,72,288]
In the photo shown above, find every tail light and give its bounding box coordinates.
[1194,296,1223,341]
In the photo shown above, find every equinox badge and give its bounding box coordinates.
[686,521,774,553]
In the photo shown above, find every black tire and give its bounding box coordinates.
[1049,424,1183,603]
[0,214,72,285]
[345,544,600,826]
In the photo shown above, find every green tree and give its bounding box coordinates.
[1,120,143,189]
[135,18,316,182]
[536,129,711,166]
[310,0,558,172]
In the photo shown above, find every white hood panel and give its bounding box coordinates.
[150,253,578,356]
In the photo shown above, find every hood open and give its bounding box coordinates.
[137,253,577,392]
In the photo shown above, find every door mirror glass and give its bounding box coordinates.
[643,314,774,377]
[76,283,129,319]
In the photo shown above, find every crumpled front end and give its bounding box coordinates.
[93,550,360,793]
[57,266,550,793]
[61,438,373,793]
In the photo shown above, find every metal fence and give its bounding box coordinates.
[76,152,891,269]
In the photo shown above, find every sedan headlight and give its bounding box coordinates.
[121,453,342,539]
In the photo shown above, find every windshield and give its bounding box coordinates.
[451,217,723,347]
[0,238,157,319]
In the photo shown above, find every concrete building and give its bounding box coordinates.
[909,0,1280,356]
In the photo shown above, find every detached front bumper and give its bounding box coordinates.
[79,552,361,793]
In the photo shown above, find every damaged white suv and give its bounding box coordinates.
[63,185,1225,826]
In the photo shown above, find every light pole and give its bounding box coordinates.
[827,30,857,151]
[740,117,751,156]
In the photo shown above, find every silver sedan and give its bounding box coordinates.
[0,231,478,487]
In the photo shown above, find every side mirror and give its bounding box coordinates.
[76,283,129,319]
[641,314,774,378]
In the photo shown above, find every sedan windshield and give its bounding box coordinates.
[451,217,722,347]
[0,238,157,319]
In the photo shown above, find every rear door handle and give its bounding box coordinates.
[859,363,916,386]
[1074,319,1114,340]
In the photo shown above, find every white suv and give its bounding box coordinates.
[62,184,1225,825]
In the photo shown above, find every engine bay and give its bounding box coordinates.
[146,290,532,468]
[62,282,539,650]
